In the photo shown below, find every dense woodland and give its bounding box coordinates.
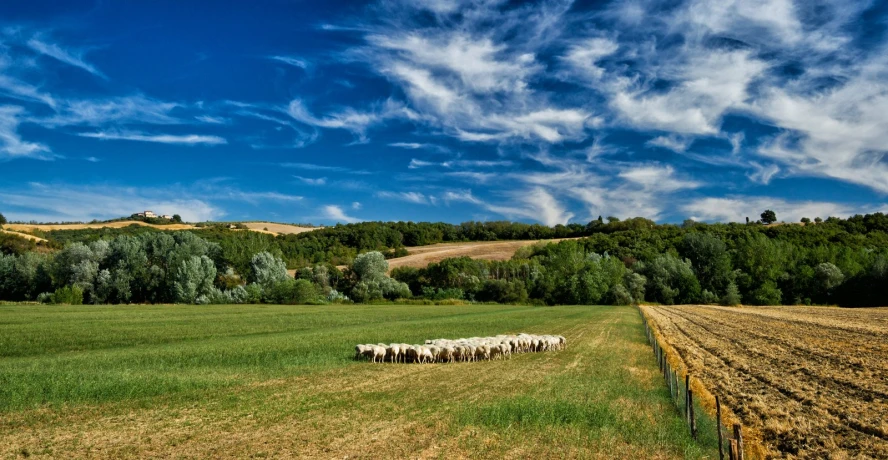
[0,212,886,307]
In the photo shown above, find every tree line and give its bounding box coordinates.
[393,217,888,307]
[1,212,886,307]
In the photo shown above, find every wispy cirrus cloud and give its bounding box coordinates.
[321,204,362,223]
[294,176,327,185]
[268,55,309,69]
[0,106,51,160]
[79,131,227,145]
[26,37,107,79]
[287,98,414,142]
[443,187,574,226]
[376,190,432,205]
[408,158,512,169]
[37,95,182,127]
[336,2,596,144]
[281,162,372,175]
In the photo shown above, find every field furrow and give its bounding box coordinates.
[644,305,888,459]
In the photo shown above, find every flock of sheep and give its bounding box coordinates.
[354,333,566,364]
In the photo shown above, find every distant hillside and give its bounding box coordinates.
[5,221,321,238]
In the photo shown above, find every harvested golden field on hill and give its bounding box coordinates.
[387,239,573,271]
[5,221,197,232]
[642,304,888,459]
[5,221,321,238]
[240,222,318,236]
[0,229,48,242]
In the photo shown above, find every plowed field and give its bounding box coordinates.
[642,305,888,459]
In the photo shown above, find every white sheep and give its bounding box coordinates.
[355,333,564,364]
[370,345,386,363]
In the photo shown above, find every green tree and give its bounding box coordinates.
[0,212,6,227]
[352,251,389,281]
[761,209,777,224]
[681,232,732,294]
[172,214,183,223]
[642,254,701,305]
[249,251,289,288]
[733,233,788,304]
[800,217,811,224]
[174,255,217,303]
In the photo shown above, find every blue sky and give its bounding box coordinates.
[1,0,887,225]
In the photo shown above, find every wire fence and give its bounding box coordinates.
[639,308,746,460]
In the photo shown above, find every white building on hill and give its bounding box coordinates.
[134,211,170,219]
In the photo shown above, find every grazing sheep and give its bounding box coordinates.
[355,333,564,364]
[387,344,402,363]
[355,344,369,360]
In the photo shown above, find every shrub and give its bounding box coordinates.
[326,289,350,303]
[609,284,633,305]
[751,281,782,305]
[700,289,719,305]
[44,285,84,305]
[422,287,465,300]
[624,272,647,304]
[265,278,318,304]
[721,282,741,306]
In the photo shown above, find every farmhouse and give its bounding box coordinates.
[135,211,172,219]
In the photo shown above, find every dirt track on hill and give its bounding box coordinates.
[643,304,888,459]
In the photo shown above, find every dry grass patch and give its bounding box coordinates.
[387,238,577,271]
[240,222,319,236]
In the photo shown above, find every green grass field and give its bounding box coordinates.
[0,304,716,458]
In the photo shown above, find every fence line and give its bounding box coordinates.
[639,307,744,460]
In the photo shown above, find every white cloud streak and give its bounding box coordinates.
[269,55,309,69]
[26,38,107,79]
[0,106,51,159]
[79,131,227,145]
[321,205,362,223]
[376,191,430,204]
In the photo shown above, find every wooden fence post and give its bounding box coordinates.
[733,424,744,460]
[716,396,724,460]
[689,388,697,440]
[684,374,690,422]
[672,371,677,400]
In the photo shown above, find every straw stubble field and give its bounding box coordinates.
[0,304,714,459]
[642,304,888,459]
